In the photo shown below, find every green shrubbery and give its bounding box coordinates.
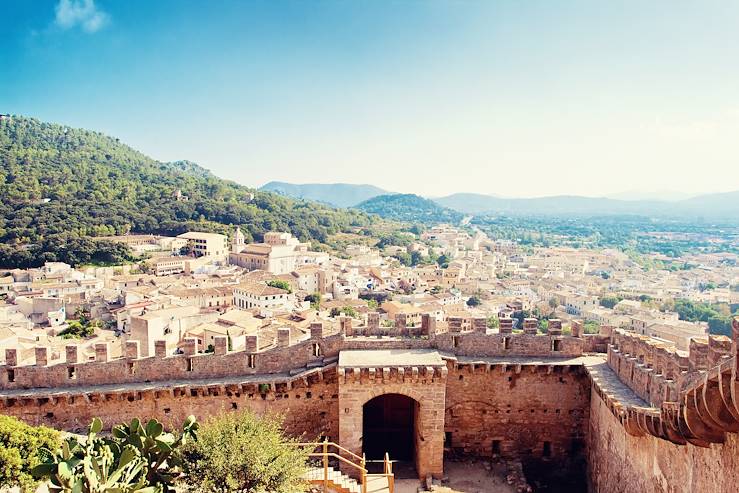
[26,412,309,493]
[32,416,198,493]
[266,280,292,293]
[181,410,309,493]
[0,415,60,490]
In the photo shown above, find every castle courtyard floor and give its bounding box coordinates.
[394,461,516,493]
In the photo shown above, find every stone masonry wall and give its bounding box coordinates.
[338,366,447,480]
[444,362,591,460]
[587,386,739,493]
[0,369,340,441]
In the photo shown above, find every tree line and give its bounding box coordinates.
[0,116,378,268]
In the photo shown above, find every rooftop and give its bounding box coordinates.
[339,349,444,368]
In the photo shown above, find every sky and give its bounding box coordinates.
[2,0,739,199]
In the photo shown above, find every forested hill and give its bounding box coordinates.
[356,194,464,224]
[0,116,376,268]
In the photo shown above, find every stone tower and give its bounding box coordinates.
[231,226,245,253]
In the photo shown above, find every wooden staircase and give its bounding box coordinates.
[295,439,394,493]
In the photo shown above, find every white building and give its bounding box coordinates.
[233,282,295,311]
[230,231,327,274]
[177,231,229,259]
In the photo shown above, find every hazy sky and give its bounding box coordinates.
[2,0,739,198]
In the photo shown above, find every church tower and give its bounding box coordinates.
[231,226,245,253]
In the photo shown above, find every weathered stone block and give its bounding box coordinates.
[154,340,167,358]
[277,328,291,348]
[5,349,17,367]
[35,347,49,367]
[245,335,259,353]
[95,343,109,363]
[66,345,78,364]
[124,341,140,360]
[213,336,228,356]
[310,322,323,340]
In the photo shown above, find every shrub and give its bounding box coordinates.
[31,416,197,493]
[266,280,292,293]
[0,415,60,490]
[181,411,309,493]
[466,295,481,307]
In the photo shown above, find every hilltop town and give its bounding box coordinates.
[2,224,735,365]
[2,222,739,491]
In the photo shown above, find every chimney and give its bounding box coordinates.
[499,318,514,335]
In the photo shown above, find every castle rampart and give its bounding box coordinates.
[3,313,739,490]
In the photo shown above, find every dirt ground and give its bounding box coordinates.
[394,461,516,493]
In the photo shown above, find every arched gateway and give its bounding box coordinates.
[363,393,418,462]
[337,349,447,479]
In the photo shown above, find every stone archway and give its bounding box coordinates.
[337,349,447,480]
[363,393,419,463]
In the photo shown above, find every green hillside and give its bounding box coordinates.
[0,116,377,268]
[356,193,463,224]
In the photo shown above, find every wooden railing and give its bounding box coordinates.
[383,452,395,493]
[292,438,395,493]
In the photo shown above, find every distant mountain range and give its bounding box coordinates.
[434,192,739,219]
[356,194,464,224]
[260,181,388,208]
[258,181,739,220]
[262,182,739,220]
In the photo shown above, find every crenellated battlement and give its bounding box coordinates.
[338,365,447,385]
[598,318,739,448]
[1,312,609,394]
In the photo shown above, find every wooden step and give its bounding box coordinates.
[303,466,363,493]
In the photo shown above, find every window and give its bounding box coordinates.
[492,440,501,455]
[7,369,15,382]
[543,441,551,457]
[67,366,76,379]
[312,343,321,357]
[248,354,256,368]
[503,336,511,350]
[551,339,561,351]
[452,336,459,348]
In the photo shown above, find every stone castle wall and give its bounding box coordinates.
[5,312,739,491]
[444,361,591,460]
[1,315,604,392]
[587,387,739,493]
[1,366,340,440]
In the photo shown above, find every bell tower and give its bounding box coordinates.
[231,226,245,253]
